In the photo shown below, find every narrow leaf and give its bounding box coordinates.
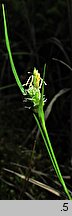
[2,4,24,95]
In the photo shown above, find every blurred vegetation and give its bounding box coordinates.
[0,0,72,199]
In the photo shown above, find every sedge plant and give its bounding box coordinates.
[2,4,72,200]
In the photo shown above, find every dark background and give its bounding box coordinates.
[0,0,72,199]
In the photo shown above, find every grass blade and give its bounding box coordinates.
[2,4,24,95]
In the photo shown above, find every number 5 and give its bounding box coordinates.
[63,203,68,211]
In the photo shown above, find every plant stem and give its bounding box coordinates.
[2,4,24,95]
[34,113,60,178]
[34,111,72,200]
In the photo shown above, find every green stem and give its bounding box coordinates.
[2,4,24,95]
[42,118,71,200]
[34,111,72,200]
[34,113,60,179]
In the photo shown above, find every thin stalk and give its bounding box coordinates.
[39,113,71,200]
[34,113,60,179]
[34,112,72,200]
[2,4,24,95]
